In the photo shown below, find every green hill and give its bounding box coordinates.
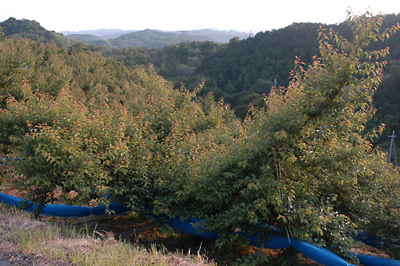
[67,33,105,43]
[0,17,81,47]
[96,29,213,49]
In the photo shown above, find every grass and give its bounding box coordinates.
[0,204,216,266]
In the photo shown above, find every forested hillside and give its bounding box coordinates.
[67,33,105,43]
[362,13,400,153]
[190,23,321,117]
[97,41,224,81]
[0,17,81,47]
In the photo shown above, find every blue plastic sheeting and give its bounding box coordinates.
[1,192,400,266]
[143,209,353,265]
[0,158,19,165]
[356,254,400,266]
[0,158,13,166]
[353,230,400,249]
[167,216,219,239]
[145,205,293,249]
[239,231,292,249]
[353,230,384,248]
[291,239,357,266]
[167,216,400,266]
[0,192,130,217]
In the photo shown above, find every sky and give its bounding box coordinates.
[1,1,400,34]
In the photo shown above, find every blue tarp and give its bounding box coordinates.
[355,254,400,266]
[0,192,130,217]
[0,158,13,166]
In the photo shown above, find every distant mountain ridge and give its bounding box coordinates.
[60,28,251,43]
[0,17,251,49]
[63,29,214,49]
[0,18,219,49]
[59,29,137,39]
[186,29,252,42]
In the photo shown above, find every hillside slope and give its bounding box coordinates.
[0,17,81,47]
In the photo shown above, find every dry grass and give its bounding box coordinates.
[0,205,216,266]
[350,246,392,259]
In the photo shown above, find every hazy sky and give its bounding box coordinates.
[1,1,400,34]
